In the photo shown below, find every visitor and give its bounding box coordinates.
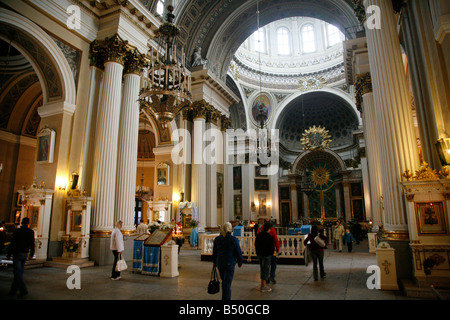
[136,219,148,235]
[343,228,354,252]
[6,217,35,298]
[110,220,124,280]
[257,219,280,284]
[304,225,328,281]
[333,220,345,252]
[212,222,243,300]
[353,221,362,244]
[255,222,274,292]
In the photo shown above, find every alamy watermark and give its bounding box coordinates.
[66,5,81,30]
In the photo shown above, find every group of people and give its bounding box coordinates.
[212,219,280,300]
[333,220,355,253]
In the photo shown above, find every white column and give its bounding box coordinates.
[192,116,207,228]
[115,72,141,231]
[91,61,124,232]
[364,0,420,234]
[362,92,383,227]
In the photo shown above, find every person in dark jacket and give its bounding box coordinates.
[212,222,243,300]
[304,225,328,281]
[6,217,35,297]
[255,222,274,292]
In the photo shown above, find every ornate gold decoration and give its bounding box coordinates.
[311,165,330,187]
[352,0,366,23]
[124,48,147,75]
[139,5,192,128]
[354,72,372,113]
[301,125,332,151]
[220,114,232,132]
[414,162,440,180]
[89,34,130,68]
[402,169,413,181]
[298,75,327,91]
[439,167,450,179]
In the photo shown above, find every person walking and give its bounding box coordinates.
[212,222,243,300]
[343,228,354,253]
[6,217,35,298]
[110,220,124,280]
[255,222,274,292]
[257,220,280,284]
[304,225,328,281]
[333,220,345,252]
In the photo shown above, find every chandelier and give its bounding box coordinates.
[300,170,316,196]
[139,5,192,127]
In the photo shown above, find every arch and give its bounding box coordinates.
[0,8,76,107]
[292,148,346,174]
[140,109,177,147]
[271,87,361,132]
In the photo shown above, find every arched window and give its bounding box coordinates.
[277,27,290,55]
[253,28,266,53]
[327,24,341,47]
[301,24,316,53]
[156,0,165,16]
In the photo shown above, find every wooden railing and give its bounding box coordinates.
[201,233,306,262]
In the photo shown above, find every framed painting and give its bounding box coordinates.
[16,192,23,207]
[70,210,82,232]
[258,194,267,216]
[233,166,242,190]
[27,206,40,229]
[36,127,56,163]
[251,94,271,125]
[255,165,267,177]
[217,172,223,208]
[156,162,170,186]
[279,186,290,201]
[234,194,242,218]
[255,179,269,191]
[415,202,448,235]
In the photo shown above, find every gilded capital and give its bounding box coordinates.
[354,72,372,113]
[352,0,366,23]
[124,48,147,75]
[220,114,232,131]
[206,105,221,125]
[88,34,129,69]
[191,99,209,119]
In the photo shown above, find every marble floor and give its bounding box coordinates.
[1,239,428,302]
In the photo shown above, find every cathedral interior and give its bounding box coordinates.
[0,0,449,300]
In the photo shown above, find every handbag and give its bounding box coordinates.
[314,235,326,248]
[115,254,128,272]
[207,266,220,294]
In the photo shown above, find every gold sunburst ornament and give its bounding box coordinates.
[301,125,332,151]
[311,165,330,187]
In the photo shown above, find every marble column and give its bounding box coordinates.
[221,115,233,224]
[90,35,128,234]
[191,100,208,228]
[114,49,145,232]
[364,0,420,237]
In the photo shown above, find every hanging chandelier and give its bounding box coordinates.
[139,5,192,128]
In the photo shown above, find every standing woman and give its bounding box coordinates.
[212,222,243,300]
[255,222,274,292]
[304,225,329,281]
[110,220,124,280]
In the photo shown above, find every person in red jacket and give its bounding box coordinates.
[304,225,328,281]
[257,219,280,284]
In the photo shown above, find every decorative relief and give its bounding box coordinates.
[123,48,147,75]
[298,75,327,91]
[354,72,372,113]
[89,34,131,69]
[403,162,441,181]
[301,125,332,151]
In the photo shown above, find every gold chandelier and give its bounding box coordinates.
[139,5,192,127]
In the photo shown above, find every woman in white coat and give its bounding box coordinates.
[111,220,124,280]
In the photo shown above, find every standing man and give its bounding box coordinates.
[110,220,124,280]
[7,217,35,298]
[334,220,345,252]
[136,219,149,235]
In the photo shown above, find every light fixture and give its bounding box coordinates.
[435,138,450,166]
[300,169,316,196]
[139,5,192,128]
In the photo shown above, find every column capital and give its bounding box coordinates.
[205,105,221,126]
[191,99,209,120]
[354,72,372,113]
[123,48,147,75]
[220,114,232,131]
[89,34,129,69]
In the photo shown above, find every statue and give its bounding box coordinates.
[191,46,207,67]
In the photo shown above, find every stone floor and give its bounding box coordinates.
[1,239,434,302]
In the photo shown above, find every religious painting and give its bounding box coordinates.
[27,206,40,229]
[15,210,21,224]
[16,192,23,207]
[279,186,290,201]
[217,172,223,208]
[255,179,269,191]
[258,194,267,216]
[351,183,362,197]
[233,166,242,190]
[251,94,271,125]
[415,202,448,235]
[255,165,267,177]
[36,127,56,163]
[70,210,82,232]
[234,194,242,218]
[280,201,291,227]
[156,162,169,186]
[351,199,364,222]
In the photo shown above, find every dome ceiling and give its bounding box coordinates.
[277,92,359,151]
